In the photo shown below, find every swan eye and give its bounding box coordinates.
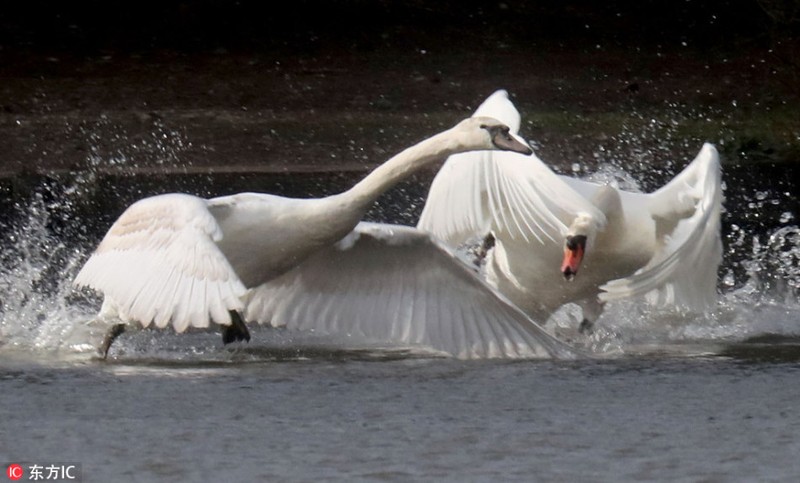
[481,124,507,136]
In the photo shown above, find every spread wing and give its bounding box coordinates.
[417,90,604,246]
[600,143,723,310]
[244,223,580,360]
[74,193,247,332]
[417,149,605,246]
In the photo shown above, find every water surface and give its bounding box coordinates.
[3,351,800,481]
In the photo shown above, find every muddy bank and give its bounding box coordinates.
[1,1,798,179]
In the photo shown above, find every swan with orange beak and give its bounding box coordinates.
[562,235,587,281]
[418,90,723,334]
[561,213,599,281]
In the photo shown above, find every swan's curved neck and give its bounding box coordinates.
[592,186,623,225]
[333,128,464,212]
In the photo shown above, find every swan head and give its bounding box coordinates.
[460,116,532,155]
[561,213,599,281]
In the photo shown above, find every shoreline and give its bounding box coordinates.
[2,2,798,178]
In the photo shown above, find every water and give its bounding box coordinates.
[1,144,799,480]
[3,353,800,481]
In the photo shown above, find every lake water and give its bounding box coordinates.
[2,351,800,481]
[1,157,799,481]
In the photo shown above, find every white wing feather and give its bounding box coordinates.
[418,149,605,246]
[74,193,247,331]
[245,223,580,360]
[418,89,604,246]
[600,143,723,310]
[472,89,522,134]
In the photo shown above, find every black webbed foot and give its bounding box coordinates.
[473,233,496,266]
[99,323,127,359]
[222,311,251,344]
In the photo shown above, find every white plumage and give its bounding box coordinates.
[75,194,246,330]
[74,116,532,338]
[418,90,723,329]
[245,223,580,359]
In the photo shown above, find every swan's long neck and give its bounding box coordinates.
[590,185,623,243]
[332,128,465,212]
[593,186,622,224]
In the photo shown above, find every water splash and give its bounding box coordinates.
[583,102,709,188]
[0,190,98,353]
[731,225,800,305]
[68,114,194,173]
[581,163,644,193]
[548,222,800,356]
[0,116,197,358]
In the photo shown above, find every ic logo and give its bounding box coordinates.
[6,464,23,481]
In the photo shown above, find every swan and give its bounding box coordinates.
[417,90,723,332]
[243,222,581,360]
[73,115,533,356]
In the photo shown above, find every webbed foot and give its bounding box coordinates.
[222,311,251,344]
[99,323,127,359]
[472,233,496,266]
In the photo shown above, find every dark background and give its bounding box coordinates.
[1,0,798,177]
[0,1,785,54]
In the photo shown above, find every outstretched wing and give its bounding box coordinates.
[600,143,723,310]
[245,223,580,360]
[74,193,247,332]
[417,90,604,246]
[417,150,604,246]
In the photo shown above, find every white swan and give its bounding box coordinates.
[417,90,723,331]
[244,222,581,359]
[74,116,532,355]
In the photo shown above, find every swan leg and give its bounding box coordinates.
[578,319,594,334]
[476,233,496,265]
[468,232,496,267]
[577,298,605,334]
[221,311,251,344]
[99,323,127,359]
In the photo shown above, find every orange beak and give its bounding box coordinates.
[561,235,587,281]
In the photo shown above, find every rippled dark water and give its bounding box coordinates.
[3,350,800,481]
